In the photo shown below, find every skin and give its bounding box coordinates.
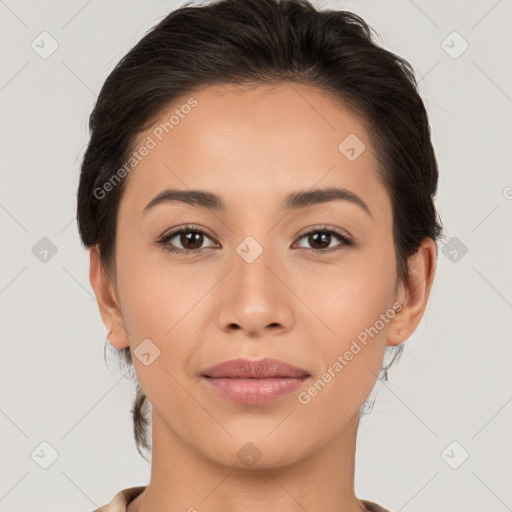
[89,82,436,512]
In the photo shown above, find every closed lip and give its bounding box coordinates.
[200,357,310,379]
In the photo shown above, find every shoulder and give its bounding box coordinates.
[361,499,392,512]
[89,488,387,512]
[90,486,146,512]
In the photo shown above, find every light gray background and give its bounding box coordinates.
[1,1,511,511]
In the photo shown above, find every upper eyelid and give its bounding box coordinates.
[296,224,351,238]
[161,224,349,238]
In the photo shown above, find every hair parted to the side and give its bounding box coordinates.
[77,0,445,460]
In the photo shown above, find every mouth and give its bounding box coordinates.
[200,358,310,405]
[200,357,310,379]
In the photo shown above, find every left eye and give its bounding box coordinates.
[294,228,353,252]
[157,225,353,256]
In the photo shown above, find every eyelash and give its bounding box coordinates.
[156,224,355,256]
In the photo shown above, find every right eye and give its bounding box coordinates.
[157,225,218,256]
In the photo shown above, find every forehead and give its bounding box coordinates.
[120,82,387,216]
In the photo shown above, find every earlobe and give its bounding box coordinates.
[89,245,130,349]
[387,237,437,347]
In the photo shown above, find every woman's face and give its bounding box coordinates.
[100,82,413,467]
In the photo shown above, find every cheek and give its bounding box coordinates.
[114,258,201,406]
[298,282,393,423]
[115,235,190,333]
[305,249,397,338]
[114,242,207,372]
[118,274,201,352]
[305,251,396,392]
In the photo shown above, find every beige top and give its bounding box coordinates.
[91,486,391,512]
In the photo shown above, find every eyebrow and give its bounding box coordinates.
[143,187,372,218]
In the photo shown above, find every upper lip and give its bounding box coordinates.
[201,358,310,378]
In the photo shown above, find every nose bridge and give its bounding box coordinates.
[227,203,294,294]
[232,232,278,299]
[229,204,279,276]
[216,230,293,334]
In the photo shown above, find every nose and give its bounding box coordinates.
[216,247,294,338]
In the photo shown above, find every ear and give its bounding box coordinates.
[89,245,130,349]
[387,237,437,346]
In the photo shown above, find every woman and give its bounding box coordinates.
[77,0,443,510]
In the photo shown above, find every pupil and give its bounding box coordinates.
[182,231,202,249]
[310,232,329,249]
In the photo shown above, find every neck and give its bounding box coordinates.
[129,411,367,512]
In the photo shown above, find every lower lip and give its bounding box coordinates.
[202,376,308,405]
